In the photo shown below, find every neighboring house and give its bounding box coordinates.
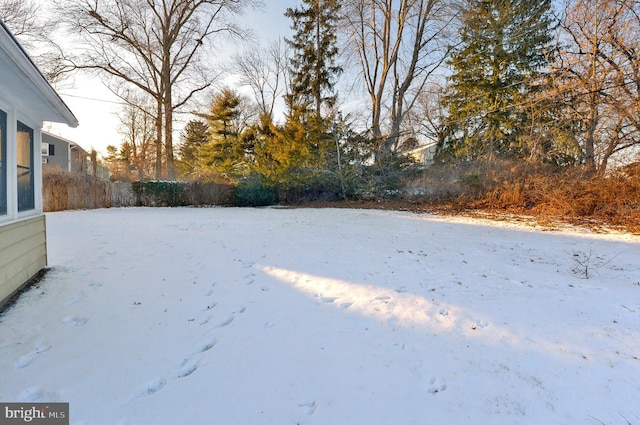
[406,142,439,166]
[42,132,110,179]
[0,19,78,306]
[42,132,71,171]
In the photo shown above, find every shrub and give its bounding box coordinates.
[186,181,233,206]
[131,181,233,207]
[275,169,344,203]
[234,173,276,207]
[132,181,188,206]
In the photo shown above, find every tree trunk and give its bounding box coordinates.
[155,99,163,180]
[164,83,174,180]
[315,0,322,119]
[584,99,597,171]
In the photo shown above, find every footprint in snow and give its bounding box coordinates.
[204,302,218,311]
[298,401,317,415]
[64,292,86,307]
[18,386,61,402]
[471,320,490,330]
[33,323,47,333]
[214,315,234,328]
[175,362,198,379]
[427,377,447,394]
[321,297,337,303]
[393,342,406,350]
[137,378,166,397]
[15,342,52,369]
[196,339,218,353]
[62,316,89,326]
[170,339,217,381]
[339,302,353,309]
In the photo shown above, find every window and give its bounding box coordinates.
[42,142,54,156]
[0,109,6,216]
[17,121,34,212]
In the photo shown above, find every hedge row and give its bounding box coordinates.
[131,181,232,207]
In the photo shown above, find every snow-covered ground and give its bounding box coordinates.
[1,207,639,425]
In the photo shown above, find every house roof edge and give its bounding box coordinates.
[0,19,79,128]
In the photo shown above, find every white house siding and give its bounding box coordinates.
[0,215,46,305]
[0,81,48,307]
[0,19,77,306]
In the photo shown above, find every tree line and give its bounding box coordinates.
[3,0,640,195]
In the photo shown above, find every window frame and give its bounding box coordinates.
[16,121,35,212]
[0,109,6,216]
[0,101,44,223]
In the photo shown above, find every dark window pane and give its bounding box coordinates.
[17,121,34,212]
[0,109,6,215]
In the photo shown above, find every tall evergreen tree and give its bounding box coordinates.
[196,89,253,180]
[441,0,555,159]
[285,0,342,122]
[177,120,209,179]
[272,0,343,185]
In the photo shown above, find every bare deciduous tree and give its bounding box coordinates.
[0,0,42,40]
[233,39,290,122]
[117,93,156,180]
[554,0,640,172]
[0,0,68,83]
[341,0,454,157]
[55,0,261,179]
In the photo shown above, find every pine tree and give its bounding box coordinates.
[442,0,554,159]
[285,0,342,122]
[268,0,343,186]
[196,89,251,180]
[176,120,209,179]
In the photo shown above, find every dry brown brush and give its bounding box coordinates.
[404,160,640,232]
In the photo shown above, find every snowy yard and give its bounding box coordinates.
[1,207,639,425]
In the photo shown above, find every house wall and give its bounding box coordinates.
[0,18,76,307]
[0,215,46,306]
[42,132,70,171]
[0,99,47,307]
[407,143,438,165]
[42,133,110,180]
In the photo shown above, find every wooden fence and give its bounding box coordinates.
[43,170,135,212]
[43,170,233,212]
